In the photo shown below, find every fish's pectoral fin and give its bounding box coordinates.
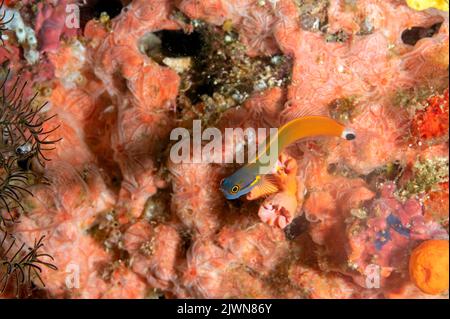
[247,174,280,200]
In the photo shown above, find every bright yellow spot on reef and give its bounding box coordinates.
[409,239,449,295]
[406,0,449,11]
[222,19,234,33]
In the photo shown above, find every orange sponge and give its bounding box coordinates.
[409,240,449,295]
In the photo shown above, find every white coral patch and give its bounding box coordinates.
[55,40,88,89]
[0,7,40,64]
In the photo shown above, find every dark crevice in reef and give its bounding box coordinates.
[141,17,292,126]
[401,22,443,46]
[154,30,204,58]
[79,0,124,28]
[284,214,309,240]
[363,161,405,192]
[17,156,33,171]
[179,23,292,124]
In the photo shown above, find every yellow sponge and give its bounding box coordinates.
[406,0,449,11]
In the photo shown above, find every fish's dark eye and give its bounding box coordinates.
[230,185,240,194]
[345,133,356,140]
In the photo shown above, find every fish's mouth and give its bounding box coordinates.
[219,178,233,195]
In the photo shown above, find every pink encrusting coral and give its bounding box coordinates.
[248,153,300,229]
[1,36,148,297]
[83,3,181,220]
[0,0,448,299]
[35,0,80,52]
[123,221,182,290]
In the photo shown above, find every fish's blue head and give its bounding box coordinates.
[220,167,259,200]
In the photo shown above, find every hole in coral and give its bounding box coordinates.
[180,228,193,255]
[112,71,128,93]
[364,161,404,191]
[401,22,443,46]
[284,214,309,240]
[17,157,32,171]
[189,80,215,101]
[80,0,124,28]
[154,30,204,58]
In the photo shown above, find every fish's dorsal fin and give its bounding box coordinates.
[282,101,329,123]
[247,175,280,200]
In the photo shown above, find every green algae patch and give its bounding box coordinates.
[397,157,449,199]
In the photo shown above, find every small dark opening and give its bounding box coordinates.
[17,156,32,171]
[80,0,124,29]
[154,30,204,57]
[401,22,442,46]
[189,80,215,102]
[284,214,309,240]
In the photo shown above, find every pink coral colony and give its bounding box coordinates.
[0,0,448,299]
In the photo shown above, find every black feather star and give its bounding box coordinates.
[1,69,62,166]
[0,232,57,297]
[0,69,61,225]
[0,157,34,224]
[0,0,13,45]
[0,70,60,296]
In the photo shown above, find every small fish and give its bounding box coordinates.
[221,115,356,200]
